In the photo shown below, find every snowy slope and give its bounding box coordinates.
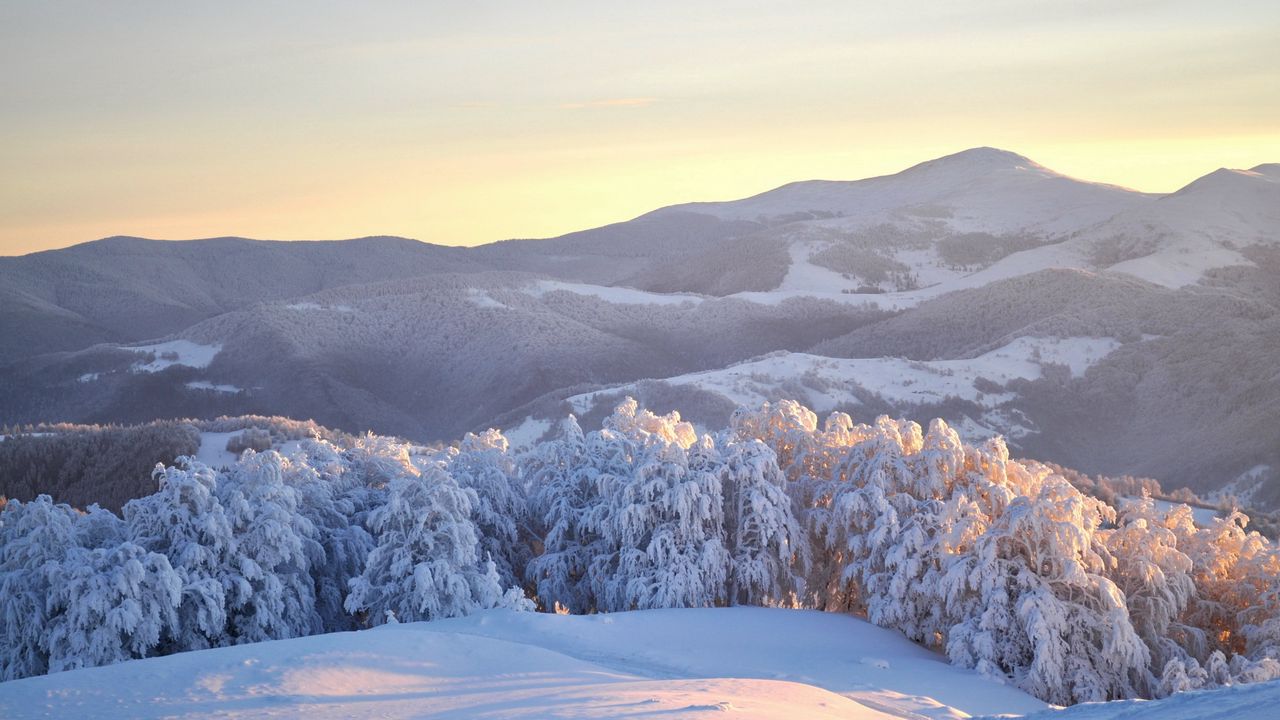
[527,279,707,306]
[663,148,1148,236]
[0,608,1045,720]
[424,607,1046,719]
[562,336,1120,439]
[994,678,1280,720]
[728,240,1092,310]
[644,147,1152,309]
[1078,166,1280,287]
[192,431,241,469]
[126,339,222,373]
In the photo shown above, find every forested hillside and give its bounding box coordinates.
[1,147,1276,503]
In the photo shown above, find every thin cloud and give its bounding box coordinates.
[560,97,658,109]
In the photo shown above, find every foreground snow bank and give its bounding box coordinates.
[999,677,1280,720]
[0,607,1044,720]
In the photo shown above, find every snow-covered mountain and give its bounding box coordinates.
[1078,164,1280,286]
[1,147,1277,503]
[660,147,1149,235]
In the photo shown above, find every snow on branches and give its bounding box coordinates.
[3,397,1280,707]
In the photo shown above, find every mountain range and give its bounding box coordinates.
[2,147,1277,505]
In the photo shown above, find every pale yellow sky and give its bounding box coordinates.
[2,2,1278,256]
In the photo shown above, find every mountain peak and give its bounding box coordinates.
[947,146,1034,164]
[903,147,1042,174]
[1171,166,1278,197]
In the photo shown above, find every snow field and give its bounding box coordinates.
[0,607,1043,720]
[125,340,222,373]
[570,335,1120,417]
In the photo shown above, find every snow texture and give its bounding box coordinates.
[126,340,222,373]
[571,335,1120,416]
[185,381,241,394]
[0,607,1046,720]
[527,279,706,306]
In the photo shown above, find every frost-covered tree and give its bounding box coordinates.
[0,496,82,680]
[958,478,1149,705]
[731,401,851,492]
[345,451,525,624]
[219,451,323,642]
[445,429,529,588]
[758,409,1158,704]
[1106,496,1197,679]
[586,426,730,610]
[524,417,601,613]
[284,439,377,632]
[711,436,807,606]
[45,542,180,673]
[527,400,739,612]
[124,461,237,651]
[1170,509,1280,677]
[8,398,1280,704]
[76,503,126,549]
[813,416,932,616]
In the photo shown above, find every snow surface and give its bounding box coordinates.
[1106,243,1251,288]
[286,302,355,312]
[666,148,1147,237]
[991,678,1280,720]
[729,240,1091,311]
[192,431,241,469]
[126,340,222,373]
[465,288,509,309]
[0,607,1045,720]
[503,417,552,449]
[1208,465,1273,507]
[776,241,863,294]
[526,280,706,306]
[572,336,1120,417]
[1119,496,1220,527]
[185,381,241,394]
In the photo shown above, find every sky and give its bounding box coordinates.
[2,1,1278,256]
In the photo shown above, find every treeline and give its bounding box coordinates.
[0,416,353,513]
[0,422,200,512]
[3,399,1280,707]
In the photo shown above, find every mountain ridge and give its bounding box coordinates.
[1,146,1277,504]
[9,146,1276,259]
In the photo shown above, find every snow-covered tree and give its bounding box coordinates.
[284,439,377,632]
[445,429,529,588]
[44,542,180,673]
[124,461,237,651]
[586,427,730,610]
[76,503,126,549]
[345,452,526,624]
[0,496,82,680]
[6,397,1280,705]
[711,436,807,606]
[219,451,323,642]
[527,400,740,612]
[524,416,601,613]
[1106,496,1197,680]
